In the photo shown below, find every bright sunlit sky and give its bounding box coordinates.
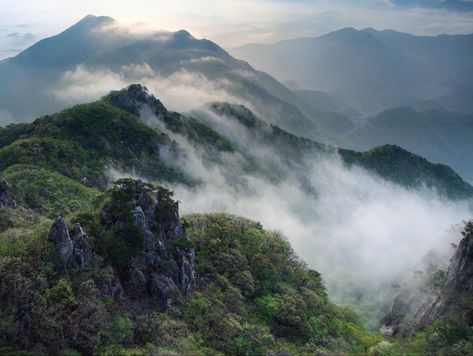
[0,0,472,59]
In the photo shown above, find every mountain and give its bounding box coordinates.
[195,101,473,200]
[343,106,473,182]
[1,84,471,222]
[233,28,473,115]
[0,176,384,355]
[0,15,361,144]
[0,85,472,354]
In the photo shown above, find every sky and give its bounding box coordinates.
[0,0,472,59]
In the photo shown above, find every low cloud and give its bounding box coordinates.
[104,106,472,317]
[51,64,246,113]
[174,154,469,303]
[0,109,15,127]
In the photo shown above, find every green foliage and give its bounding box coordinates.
[181,213,378,354]
[0,101,196,193]
[44,278,77,307]
[0,182,384,355]
[2,164,100,217]
[386,318,473,355]
[107,315,134,346]
[340,145,473,199]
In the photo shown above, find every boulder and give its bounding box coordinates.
[49,218,92,272]
[100,179,196,309]
[0,177,17,209]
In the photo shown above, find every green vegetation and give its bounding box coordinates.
[0,179,385,355]
[380,319,473,355]
[340,145,473,199]
[179,213,382,355]
[3,164,100,218]
[0,101,195,190]
[0,87,471,354]
[203,102,473,199]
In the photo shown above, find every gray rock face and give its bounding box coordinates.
[49,218,91,273]
[106,84,168,119]
[383,228,473,334]
[0,177,17,209]
[409,230,473,331]
[101,180,196,309]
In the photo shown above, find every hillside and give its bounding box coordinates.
[1,85,470,220]
[0,85,472,354]
[0,178,382,355]
[379,221,473,355]
[196,101,473,200]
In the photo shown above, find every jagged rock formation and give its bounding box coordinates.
[408,227,473,331]
[0,177,17,209]
[106,84,167,119]
[382,224,473,335]
[49,218,92,273]
[100,179,196,309]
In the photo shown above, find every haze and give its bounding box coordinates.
[1,0,473,59]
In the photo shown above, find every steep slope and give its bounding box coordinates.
[0,15,338,143]
[233,28,473,115]
[1,84,471,223]
[0,85,277,215]
[381,221,473,355]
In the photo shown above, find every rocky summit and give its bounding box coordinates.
[48,179,196,310]
[106,84,168,119]
[49,218,92,273]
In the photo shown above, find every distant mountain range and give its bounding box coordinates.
[233,27,473,115]
[234,27,473,181]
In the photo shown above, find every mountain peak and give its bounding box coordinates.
[321,27,379,43]
[105,84,168,118]
[76,14,115,27]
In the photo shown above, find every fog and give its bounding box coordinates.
[51,64,249,114]
[106,102,471,318]
[30,43,473,321]
[48,64,473,314]
[174,154,468,301]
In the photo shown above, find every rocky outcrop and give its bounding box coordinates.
[106,84,168,119]
[100,179,196,310]
[408,227,473,331]
[49,218,92,273]
[382,224,473,334]
[0,177,17,209]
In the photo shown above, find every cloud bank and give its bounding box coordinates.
[105,106,472,317]
[51,64,245,113]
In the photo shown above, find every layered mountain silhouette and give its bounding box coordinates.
[234,27,473,181]
[0,15,353,144]
[1,84,471,208]
[1,16,472,182]
[233,27,473,115]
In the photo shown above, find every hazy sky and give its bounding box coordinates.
[0,0,472,59]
